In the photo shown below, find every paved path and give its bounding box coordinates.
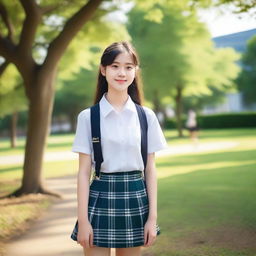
[0,141,239,165]
[5,176,85,256]
[156,141,239,157]
[4,141,239,256]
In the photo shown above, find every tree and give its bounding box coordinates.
[127,4,188,135]
[127,3,240,136]
[0,0,111,197]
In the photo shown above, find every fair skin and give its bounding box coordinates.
[77,51,158,256]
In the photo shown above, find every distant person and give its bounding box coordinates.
[185,109,199,144]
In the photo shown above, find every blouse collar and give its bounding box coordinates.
[99,92,136,118]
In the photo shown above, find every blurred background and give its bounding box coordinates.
[0,0,255,256]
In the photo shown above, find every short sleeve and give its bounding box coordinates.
[145,107,168,154]
[71,109,92,155]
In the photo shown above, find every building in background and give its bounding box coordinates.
[202,28,256,114]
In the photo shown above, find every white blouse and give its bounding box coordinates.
[71,93,168,173]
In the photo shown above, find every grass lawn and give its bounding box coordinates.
[144,128,256,256]
[0,128,256,256]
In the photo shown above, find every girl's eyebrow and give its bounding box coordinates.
[113,61,135,65]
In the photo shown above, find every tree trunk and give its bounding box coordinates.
[161,107,167,129]
[69,113,77,133]
[152,90,165,128]
[10,111,18,148]
[8,70,61,198]
[175,86,183,137]
[153,90,161,113]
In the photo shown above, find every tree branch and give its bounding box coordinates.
[43,0,103,71]
[0,35,16,62]
[40,3,65,14]
[41,4,59,14]
[0,2,15,41]
[18,0,42,56]
[0,34,33,89]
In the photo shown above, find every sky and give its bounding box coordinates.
[197,5,256,38]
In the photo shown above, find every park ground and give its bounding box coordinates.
[0,128,256,256]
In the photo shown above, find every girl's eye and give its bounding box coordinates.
[127,66,133,70]
[112,65,118,68]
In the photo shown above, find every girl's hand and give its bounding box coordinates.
[143,218,157,247]
[77,220,94,248]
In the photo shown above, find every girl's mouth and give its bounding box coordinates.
[115,79,126,83]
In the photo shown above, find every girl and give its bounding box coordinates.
[70,41,168,256]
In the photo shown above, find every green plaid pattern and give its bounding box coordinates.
[70,170,161,248]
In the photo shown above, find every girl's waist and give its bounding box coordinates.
[90,170,146,193]
[92,170,143,181]
[100,170,142,175]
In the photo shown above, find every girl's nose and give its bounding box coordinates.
[118,68,126,76]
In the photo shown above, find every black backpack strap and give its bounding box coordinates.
[135,104,148,177]
[90,103,103,178]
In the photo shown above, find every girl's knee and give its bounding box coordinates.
[83,246,111,256]
[116,246,141,256]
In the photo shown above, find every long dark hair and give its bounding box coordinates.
[93,41,144,105]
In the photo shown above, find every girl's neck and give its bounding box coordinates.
[105,90,129,111]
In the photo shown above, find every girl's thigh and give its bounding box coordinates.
[83,246,111,256]
[116,246,141,256]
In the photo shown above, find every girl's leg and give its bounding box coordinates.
[116,246,141,256]
[83,246,111,256]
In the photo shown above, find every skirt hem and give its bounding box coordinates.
[71,230,161,248]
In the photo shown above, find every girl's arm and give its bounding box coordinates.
[145,152,158,221]
[77,153,92,224]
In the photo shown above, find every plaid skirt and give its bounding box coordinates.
[70,170,161,248]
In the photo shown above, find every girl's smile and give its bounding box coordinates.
[115,79,127,83]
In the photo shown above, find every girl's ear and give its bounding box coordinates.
[100,65,106,76]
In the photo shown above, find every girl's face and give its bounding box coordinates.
[101,52,136,93]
